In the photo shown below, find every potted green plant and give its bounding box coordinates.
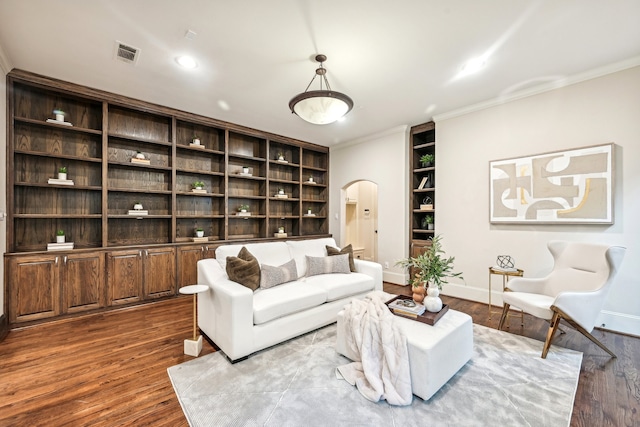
[195,227,204,238]
[277,152,285,161]
[308,175,314,183]
[420,154,434,167]
[238,204,250,213]
[422,214,434,230]
[56,229,65,243]
[278,188,285,195]
[53,109,65,122]
[192,135,201,145]
[278,226,285,234]
[58,166,67,180]
[306,207,312,215]
[395,235,463,311]
[133,201,143,210]
[193,181,205,190]
[242,166,249,174]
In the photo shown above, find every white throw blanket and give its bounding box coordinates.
[336,291,412,406]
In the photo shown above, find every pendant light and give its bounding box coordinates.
[289,54,354,125]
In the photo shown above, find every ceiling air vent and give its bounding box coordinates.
[114,41,140,65]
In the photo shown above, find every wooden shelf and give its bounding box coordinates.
[6,69,329,325]
[410,122,436,253]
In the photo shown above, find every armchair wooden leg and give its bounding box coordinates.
[558,312,617,358]
[498,304,510,331]
[542,312,561,359]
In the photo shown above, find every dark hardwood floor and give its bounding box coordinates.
[0,285,638,426]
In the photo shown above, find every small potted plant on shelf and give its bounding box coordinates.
[192,135,201,145]
[422,214,434,230]
[242,166,249,175]
[56,229,65,243]
[58,166,67,180]
[278,226,285,234]
[308,175,314,183]
[278,188,285,195]
[193,181,205,190]
[277,152,285,161]
[133,201,144,210]
[53,109,65,122]
[420,154,434,168]
[135,151,146,160]
[306,207,312,215]
[195,227,205,238]
[238,204,250,213]
[395,235,463,311]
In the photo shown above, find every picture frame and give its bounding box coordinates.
[489,143,614,224]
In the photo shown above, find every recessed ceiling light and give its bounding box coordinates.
[176,55,198,69]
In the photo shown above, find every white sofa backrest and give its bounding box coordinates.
[286,238,338,277]
[215,241,291,269]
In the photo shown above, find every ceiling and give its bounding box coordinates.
[1,0,639,147]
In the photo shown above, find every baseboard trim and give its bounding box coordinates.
[443,283,639,337]
[383,271,406,285]
[0,314,8,342]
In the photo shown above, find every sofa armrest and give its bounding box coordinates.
[354,259,383,291]
[197,258,254,361]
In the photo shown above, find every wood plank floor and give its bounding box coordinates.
[0,285,638,426]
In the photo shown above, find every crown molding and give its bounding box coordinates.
[330,125,408,152]
[433,56,640,123]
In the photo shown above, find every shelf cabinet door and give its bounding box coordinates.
[63,252,105,314]
[143,247,176,299]
[8,255,61,323]
[177,245,216,288]
[107,250,143,305]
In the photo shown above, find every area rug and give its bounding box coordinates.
[168,323,582,427]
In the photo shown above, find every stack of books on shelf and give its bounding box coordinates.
[46,118,72,126]
[128,210,148,216]
[275,194,288,198]
[192,236,208,243]
[47,242,74,251]
[130,157,151,165]
[189,143,205,149]
[47,178,74,186]
[191,189,207,194]
[387,298,426,318]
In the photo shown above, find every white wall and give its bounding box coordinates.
[330,126,408,284]
[435,66,640,335]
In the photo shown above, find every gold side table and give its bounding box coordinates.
[179,284,209,357]
[488,267,524,324]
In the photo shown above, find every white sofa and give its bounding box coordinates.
[197,237,383,362]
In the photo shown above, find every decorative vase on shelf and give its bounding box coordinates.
[412,285,426,304]
[196,230,204,238]
[424,282,443,313]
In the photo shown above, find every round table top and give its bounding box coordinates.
[179,284,209,295]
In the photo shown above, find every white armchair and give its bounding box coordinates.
[498,240,626,358]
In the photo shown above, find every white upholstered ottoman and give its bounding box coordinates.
[336,306,473,401]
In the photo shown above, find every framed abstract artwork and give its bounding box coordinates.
[489,143,614,224]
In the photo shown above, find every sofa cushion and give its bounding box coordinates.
[226,247,260,291]
[286,238,337,277]
[326,244,356,272]
[306,254,351,277]
[305,272,376,302]
[216,241,291,269]
[260,259,298,289]
[253,281,327,325]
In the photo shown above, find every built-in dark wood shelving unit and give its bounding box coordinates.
[409,121,436,257]
[5,69,329,325]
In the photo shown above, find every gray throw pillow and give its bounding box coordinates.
[326,244,356,272]
[306,254,351,277]
[260,259,298,289]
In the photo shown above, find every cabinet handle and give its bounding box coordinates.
[55,256,59,265]
[139,250,142,257]
[64,256,68,265]
[145,250,149,256]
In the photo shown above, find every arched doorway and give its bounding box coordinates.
[341,180,378,262]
